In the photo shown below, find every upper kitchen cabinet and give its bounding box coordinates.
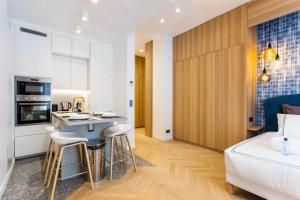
[51,34,72,56]
[52,55,71,89]
[51,34,90,59]
[70,58,88,90]
[14,25,52,77]
[72,39,90,59]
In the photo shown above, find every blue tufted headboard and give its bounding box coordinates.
[264,94,300,132]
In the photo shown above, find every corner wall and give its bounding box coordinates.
[0,0,14,197]
[152,36,173,141]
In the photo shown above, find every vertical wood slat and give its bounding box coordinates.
[145,41,153,137]
[221,45,247,150]
[201,16,222,54]
[222,5,248,49]
[135,56,145,128]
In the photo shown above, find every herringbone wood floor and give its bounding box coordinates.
[68,128,263,200]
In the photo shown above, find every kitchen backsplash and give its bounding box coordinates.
[52,89,89,111]
[256,11,300,125]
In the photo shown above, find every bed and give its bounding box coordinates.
[225,94,300,200]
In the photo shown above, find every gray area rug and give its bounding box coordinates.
[2,154,154,200]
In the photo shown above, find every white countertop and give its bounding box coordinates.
[52,112,127,126]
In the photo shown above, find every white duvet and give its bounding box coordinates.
[225,132,300,199]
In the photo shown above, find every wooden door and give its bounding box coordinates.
[202,51,222,150]
[145,41,153,137]
[221,45,247,150]
[135,56,145,128]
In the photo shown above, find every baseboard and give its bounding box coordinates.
[0,158,15,199]
[153,134,173,141]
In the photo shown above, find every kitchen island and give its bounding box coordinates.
[51,112,127,180]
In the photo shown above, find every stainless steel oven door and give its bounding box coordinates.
[16,101,51,125]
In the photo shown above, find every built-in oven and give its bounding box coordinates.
[16,101,51,125]
[16,76,51,96]
[15,76,52,126]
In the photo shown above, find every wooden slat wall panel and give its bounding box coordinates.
[191,28,199,58]
[248,0,300,27]
[135,56,145,128]
[173,61,184,140]
[172,4,262,150]
[188,57,200,144]
[222,5,248,49]
[203,51,222,150]
[246,27,258,129]
[201,17,222,54]
[221,45,247,150]
[145,41,153,137]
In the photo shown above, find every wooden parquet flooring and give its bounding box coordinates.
[68,128,263,200]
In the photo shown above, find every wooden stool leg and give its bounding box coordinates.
[50,146,64,200]
[120,136,125,160]
[44,141,54,184]
[47,145,60,188]
[114,137,121,160]
[109,137,114,181]
[42,139,53,173]
[125,135,137,172]
[82,143,94,190]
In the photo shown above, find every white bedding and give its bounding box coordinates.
[225,132,300,200]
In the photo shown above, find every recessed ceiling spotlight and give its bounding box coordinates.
[160,18,165,23]
[139,49,145,53]
[81,10,89,21]
[91,0,98,3]
[171,0,175,2]
[75,23,82,34]
[175,8,181,13]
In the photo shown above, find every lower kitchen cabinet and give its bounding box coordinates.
[15,124,51,158]
[15,134,50,158]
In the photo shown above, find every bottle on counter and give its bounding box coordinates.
[282,137,290,156]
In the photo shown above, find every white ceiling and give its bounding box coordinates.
[8,0,250,55]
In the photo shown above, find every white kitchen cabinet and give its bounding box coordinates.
[72,39,90,59]
[14,25,52,77]
[90,43,113,76]
[15,124,51,158]
[15,134,50,158]
[71,58,88,90]
[52,55,71,89]
[51,34,72,56]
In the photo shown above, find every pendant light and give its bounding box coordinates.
[275,19,280,68]
[259,61,271,83]
[264,21,276,61]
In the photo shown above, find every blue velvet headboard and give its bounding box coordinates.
[264,94,300,132]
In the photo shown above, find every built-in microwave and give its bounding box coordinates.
[16,76,51,96]
[15,76,52,126]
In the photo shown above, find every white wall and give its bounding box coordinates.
[152,35,173,141]
[113,33,135,148]
[0,0,14,197]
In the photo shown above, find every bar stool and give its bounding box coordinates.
[46,131,94,200]
[103,124,137,181]
[43,126,57,184]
